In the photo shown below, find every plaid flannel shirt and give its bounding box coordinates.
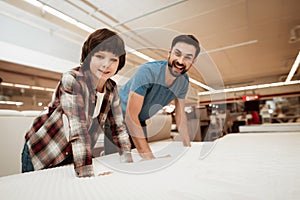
[25,67,130,177]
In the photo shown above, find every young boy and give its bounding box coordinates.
[22,28,132,177]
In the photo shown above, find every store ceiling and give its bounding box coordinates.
[1,0,300,110]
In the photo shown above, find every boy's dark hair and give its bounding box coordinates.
[171,34,200,57]
[81,28,126,73]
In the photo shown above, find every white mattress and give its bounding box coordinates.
[1,132,300,200]
[239,122,300,132]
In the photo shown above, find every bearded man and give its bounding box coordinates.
[107,34,200,159]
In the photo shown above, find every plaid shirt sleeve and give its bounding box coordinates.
[60,72,94,177]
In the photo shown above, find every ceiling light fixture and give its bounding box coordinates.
[24,0,94,33]
[285,51,300,82]
[199,40,258,55]
[0,101,24,106]
[189,78,214,91]
[125,46,155,62]
[23,0,155,62]
[14,84,31,89]
[198,80,300,96]
[18,1,300,98]
[1,82,55,92]
[21,0,213,91]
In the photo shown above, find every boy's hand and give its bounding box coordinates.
[98,171,113,176]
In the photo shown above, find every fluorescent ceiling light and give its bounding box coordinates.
[76,22,95,33]
[285,51,300,82]
[31,86,45,91]
[45,88,56,92]
[43,6,77,25]
[22,0,156,61]
[198,80,300,96]
[0,82,14,87]
[1,82,56,92]
[199,40,258,55]
[189,78,214,91]
[125,46,155,62]
[14,84,31,89]
[20,0,218,91]
[24,0,93,32]
[0,101,24,106]
[23,0,42,7]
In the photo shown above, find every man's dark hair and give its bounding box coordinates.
[171,34,200,57]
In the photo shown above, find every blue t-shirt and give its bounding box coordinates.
[119,60,189,121]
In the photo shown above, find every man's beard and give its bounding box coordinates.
[167,59,188,77]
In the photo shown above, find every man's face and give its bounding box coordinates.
[167,42,197,77]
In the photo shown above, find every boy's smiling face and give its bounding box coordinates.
[90,50,119,81]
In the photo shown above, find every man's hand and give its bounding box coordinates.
[182,135,191,147]
[140,152,156,161]
[140,154,171,162]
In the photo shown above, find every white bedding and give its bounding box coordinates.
[239,123,300,133]
[1,132,300,200]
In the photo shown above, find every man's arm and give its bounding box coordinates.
[125,91,155,159]
[174,98,191,147]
